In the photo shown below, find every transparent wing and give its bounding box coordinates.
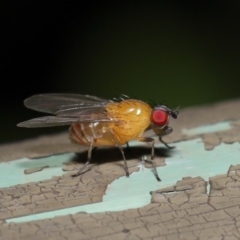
[24,93,110,116]
[18,93,120,128]
[17,116,79,128]
[17,111,116,128]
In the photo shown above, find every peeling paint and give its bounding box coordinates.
[0,153,75,188]
[182,121,232,136]
[6,138,240,223]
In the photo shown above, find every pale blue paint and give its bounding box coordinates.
[0,153,76,188]
[182,121,232,136]
[2,121,232,188]
[6,139,240,223]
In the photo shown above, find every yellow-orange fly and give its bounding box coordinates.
[17,94,179,181]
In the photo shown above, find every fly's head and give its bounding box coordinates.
[150,105,179,130]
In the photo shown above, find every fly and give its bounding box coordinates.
[17,93,179,181]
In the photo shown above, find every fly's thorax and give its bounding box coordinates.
[106,99,152,143]
[106,99,152,123]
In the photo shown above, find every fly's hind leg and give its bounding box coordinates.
[111,130,129,177]
[136,137,161,181]
[118,143,129,177]
[72,141,94,177]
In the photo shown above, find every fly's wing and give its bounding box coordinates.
[17,109,116,128]
[18,93,120,128]
[24,93,110,116]
[17,116,78,128]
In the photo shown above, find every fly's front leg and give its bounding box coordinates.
[159,126,175,149]
[72,141,94,177]
[153,125,175,149]
[136,137,161,181]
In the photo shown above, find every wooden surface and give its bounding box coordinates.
[1,99,240,239]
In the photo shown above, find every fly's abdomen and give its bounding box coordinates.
[69,122,116,146]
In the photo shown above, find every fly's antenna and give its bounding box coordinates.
[169,105,181,119]
[170,110,179,119]
[174,105,181,112]
[174,100,189,109]
[170,100,190,118]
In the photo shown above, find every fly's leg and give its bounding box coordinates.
[155,126,175,149]
[118,144,129,177]
[111,130,129,177]
[160,137,175,149]
[136,137,161,181]
[72,141,94,177]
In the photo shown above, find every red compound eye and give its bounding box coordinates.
[151,109,169,126]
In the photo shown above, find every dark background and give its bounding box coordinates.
[2,1,240,144]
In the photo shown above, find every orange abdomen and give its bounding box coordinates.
[69,99,152,146]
